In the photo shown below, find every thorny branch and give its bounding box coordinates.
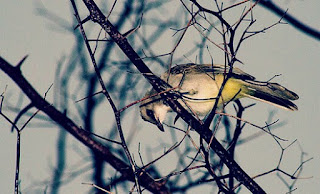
[255,0,320,40]
[80,0,266,193]
[70,1,142,192]
[0,56,170,193]
[0,0,314,193]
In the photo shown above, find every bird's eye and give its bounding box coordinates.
[146,109,154,118]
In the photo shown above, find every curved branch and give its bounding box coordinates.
[256,0,320,40]
[0,56,169,194]
[81,0,265,193]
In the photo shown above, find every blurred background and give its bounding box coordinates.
[0,1,319,193]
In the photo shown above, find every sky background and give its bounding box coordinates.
[0,1,319,193]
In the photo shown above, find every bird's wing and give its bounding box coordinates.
[166,63,255,81]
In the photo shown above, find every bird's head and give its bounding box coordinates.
[139,93,171,132]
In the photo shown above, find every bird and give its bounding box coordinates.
[140,63,299,131]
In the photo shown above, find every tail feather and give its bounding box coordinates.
[242,80,299,111]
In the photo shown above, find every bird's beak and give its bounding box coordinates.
[155,117,165,132]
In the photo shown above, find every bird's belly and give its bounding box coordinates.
[178,75,243,116]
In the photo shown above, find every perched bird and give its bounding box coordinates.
[140,63,298,131]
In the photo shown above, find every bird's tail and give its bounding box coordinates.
[241,80,299,111]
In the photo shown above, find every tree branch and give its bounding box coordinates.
[0,56,170,194]
[256,0,320,40]
[81,0,265,193]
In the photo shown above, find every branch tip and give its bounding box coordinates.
[16,55,29,69]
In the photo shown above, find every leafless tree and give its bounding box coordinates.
[0,0,316,193]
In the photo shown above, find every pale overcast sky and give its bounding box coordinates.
[0,1,319,193]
